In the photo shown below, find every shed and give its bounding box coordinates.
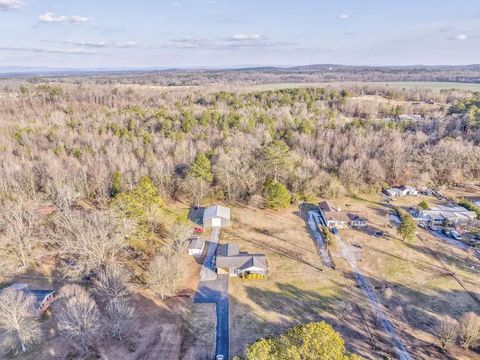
[188,238,206,256]
[203,205,231,228]
[4,283,55,316]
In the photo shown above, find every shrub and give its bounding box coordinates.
[264,180,291,209]
[242,273,267,280]
[458,312,480,349]
[458,199,480,219]
[418,200,429,210]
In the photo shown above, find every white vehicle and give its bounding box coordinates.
[451,231,462,240]
[216,355,224,360]
[418,222,427,229]
[429,224,438,231]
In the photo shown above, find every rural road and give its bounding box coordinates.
[336,234,412,360]
[194,227,229,359]
[307,211,335,268]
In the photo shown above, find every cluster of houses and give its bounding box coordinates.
[318,201,368,229]
[384,186,418,198]
[413,204,477,226]
[188,205,268,277]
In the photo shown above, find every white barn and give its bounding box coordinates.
[203,205,231,228]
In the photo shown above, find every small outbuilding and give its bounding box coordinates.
[203,205,231,228]
[4,283,55,316]
[188,238,206,256]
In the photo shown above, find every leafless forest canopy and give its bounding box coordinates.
[0,77,479,208]
[4,64,480,86]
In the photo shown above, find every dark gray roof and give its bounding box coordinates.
[238,256,267,271]
[189,238,205,250]
[216,254,267,270]
[216,243,240,257]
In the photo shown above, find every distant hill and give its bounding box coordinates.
[1,64,480,84]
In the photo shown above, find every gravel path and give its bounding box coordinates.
[336,234,411,360]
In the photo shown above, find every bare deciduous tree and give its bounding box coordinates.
[147,249,187,299]
[50,210,135,279]
[170,221,191,252]
[0,289,42,355]
[105,299,134,341]
[436,315,458,351]
[458,312,480,349]
[2,204,37,267]
[94,264,130,301]
[56,284,100,353]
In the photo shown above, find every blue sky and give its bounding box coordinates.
[0,0,479,68]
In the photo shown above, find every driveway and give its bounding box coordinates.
[200,227,220,281]
[428,229,469,250]
[307,211,335,268]
[195,274,229,359]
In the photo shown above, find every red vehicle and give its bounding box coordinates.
[194,227,204,234]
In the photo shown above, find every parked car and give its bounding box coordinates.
[474,249,480,260]
[429,224,438,231]
[418,222,427,229]
[216,355,224,360]
[373,230,384,238]
[331,227,339,235]
[443,229,452,236]
[193,227,204,234]
[451,231,462,241]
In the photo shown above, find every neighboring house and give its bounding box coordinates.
[319,201,368,229]
[384,186,418,197]
[203,205,231,228]
[389,214,402,227]
[416,204,476,226]
[215,243,268,277]
[188,238,205,256]
[4,283,55,316]
[398,114,422,122]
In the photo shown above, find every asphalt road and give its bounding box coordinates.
[194,274,229,359]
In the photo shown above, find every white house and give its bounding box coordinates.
[385,186,418,197]
[203,205,231,228]
[215,243,268,277]
[188,238,205,256]
[417,204,476,226]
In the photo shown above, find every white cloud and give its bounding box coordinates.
[230,34,261,41]
[38,12,92,24]
[0,0,22,11]
[63,40,107,48]
[0,45,98,55]
[114,41,137,48]
[455,34,468,40]
[70,15,92,23]
[38,12,68,23]
[339,14,349,19]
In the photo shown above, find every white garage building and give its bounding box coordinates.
[203,205,231,228]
